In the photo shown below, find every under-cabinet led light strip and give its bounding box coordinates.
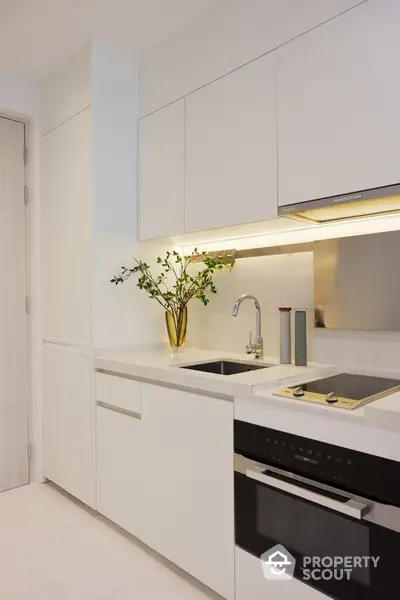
[181,212,400,258]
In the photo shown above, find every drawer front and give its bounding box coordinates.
[95,371,141,415]
[96,404,144,539]
[235,547,328,600]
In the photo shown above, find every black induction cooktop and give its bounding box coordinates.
[288,373,400,400]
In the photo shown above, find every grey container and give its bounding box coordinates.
[294,309,307,366]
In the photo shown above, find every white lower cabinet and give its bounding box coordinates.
[95,377,235,599]
[141,383,234,600]
[96,405,144,539]
[43,344,96,508]
[96,372,144,538]
[235,547,328,600]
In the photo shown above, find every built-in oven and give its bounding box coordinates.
[235,420,400,600]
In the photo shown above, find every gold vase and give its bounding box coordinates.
[165,307,188,352]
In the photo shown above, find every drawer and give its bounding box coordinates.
[95,371,141,415]
[235,547,328,600]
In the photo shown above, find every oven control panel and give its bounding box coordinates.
[262,431,353,486]
[234,420,400,506]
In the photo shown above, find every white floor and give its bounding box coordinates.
[0,482,220,600]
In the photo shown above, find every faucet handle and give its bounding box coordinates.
[245,330,253,354]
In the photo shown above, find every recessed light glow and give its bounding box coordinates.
[181,212,400,253]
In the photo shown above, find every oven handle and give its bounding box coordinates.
[246,466,370,520]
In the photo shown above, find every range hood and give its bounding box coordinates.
[278,183,400,224]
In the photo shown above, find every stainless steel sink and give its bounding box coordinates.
[180,360,270,376]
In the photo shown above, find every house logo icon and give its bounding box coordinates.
[261,544,296,581]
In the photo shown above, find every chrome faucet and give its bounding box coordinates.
[232,294,264,359]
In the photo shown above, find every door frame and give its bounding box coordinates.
[0,113,32,485]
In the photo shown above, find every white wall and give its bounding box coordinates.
[91,42,168,350]
[313,330,400,373]
[0,75,42,481]
[139,0,365,116]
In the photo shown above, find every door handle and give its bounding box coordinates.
[246,466,370,520]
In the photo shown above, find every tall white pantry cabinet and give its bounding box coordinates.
[41,45,95,507]
[41,43,149,508]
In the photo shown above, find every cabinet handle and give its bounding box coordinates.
[97,401,141,420]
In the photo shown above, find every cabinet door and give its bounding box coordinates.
[138,99,185,239]
[43,344,95,508]
[235,547,328,600]
[96,404,144,539]
[278,0,400,206]
[186,52,278,233]
[42,107,92,345]
[96,372,143,537]
[141,384,234,600]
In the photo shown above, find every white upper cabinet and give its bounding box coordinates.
[185,53,278,232]
[138,99,185,239]
[139,0,365,117]
[278,0,400,206]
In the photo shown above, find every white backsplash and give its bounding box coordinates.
[186,251,400,373]
[187,252,314,359]
[313,329,400,373]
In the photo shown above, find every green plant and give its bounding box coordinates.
[110,248,234,312]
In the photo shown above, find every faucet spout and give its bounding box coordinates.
[232,293,260,316]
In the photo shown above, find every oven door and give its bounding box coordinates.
[235,454,400,600]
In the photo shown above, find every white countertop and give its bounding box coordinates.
[95,346,333,399]
[251,364,400,428]
[234,366,400,460]
[95,346,400,456]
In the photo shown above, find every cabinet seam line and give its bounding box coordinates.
[42,104,92,136]
[139,1,368,120]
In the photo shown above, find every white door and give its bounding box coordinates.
[0,117,29,493]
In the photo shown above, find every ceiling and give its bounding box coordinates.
[0,0,222,82]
